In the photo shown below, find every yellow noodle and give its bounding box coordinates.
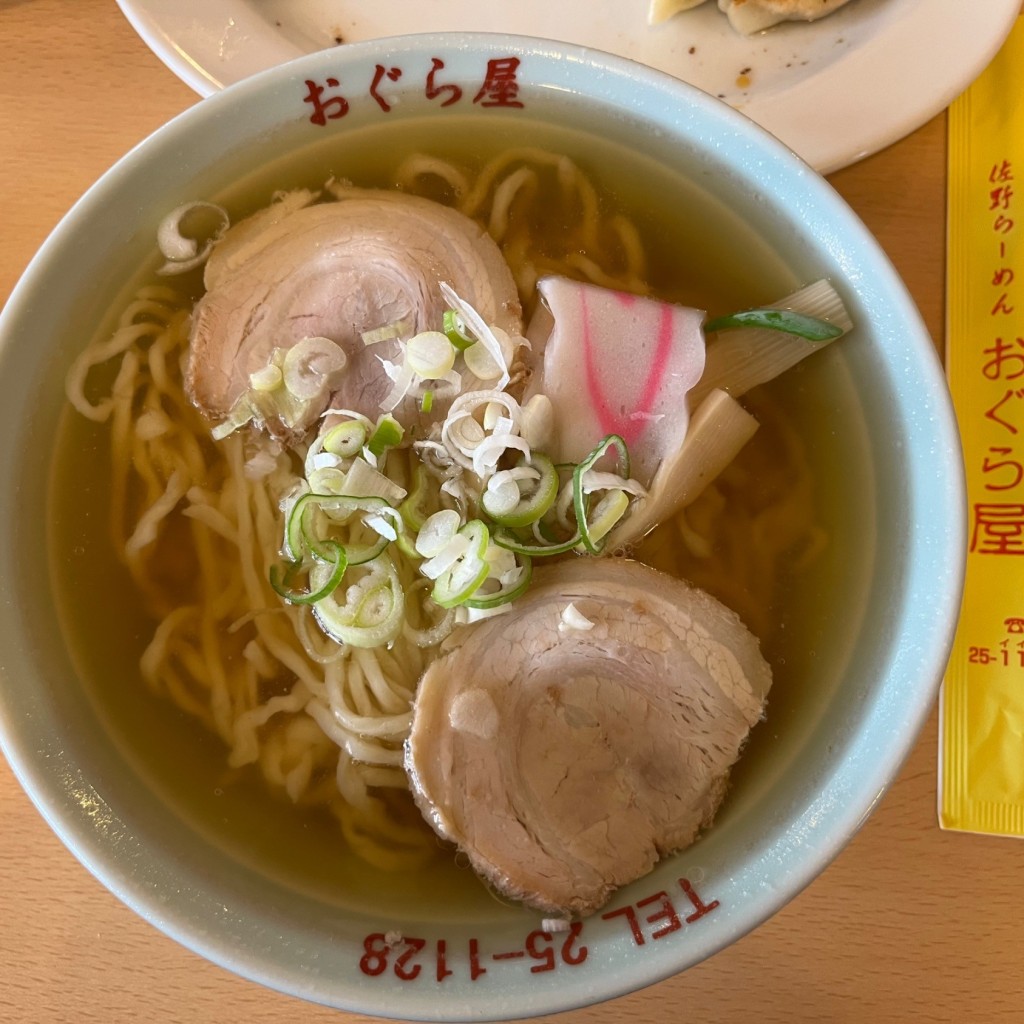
[342,735,405,768]
[609,212,648,283]
[393,153,470,200]
[66,321,161,421]
[125,469,187,558]
[242,637,280,680]
[181,496,239,545]
[230,683,311,768]
[359,766,410,790]
[62,149,826,877]
[353,647,412,715]
[487,166,538,243]
[563,252,645,293]
[458,147,565,219]
[323,664,412,739]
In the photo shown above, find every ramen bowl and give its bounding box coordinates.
[0,34,964,1020]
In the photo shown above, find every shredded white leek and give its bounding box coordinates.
[471,433,531,480]
[559,603,595,632]
[379,352,416,412]
[440,390,524,472]
[440,282,512,391]
[156,201,229,275]
[415,510,462,558]
[419,531,471,581]
[579,470,647,497]
[484,467,541,516]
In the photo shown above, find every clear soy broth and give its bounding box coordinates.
[47,111,871,921]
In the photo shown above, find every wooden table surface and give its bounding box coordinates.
[0,2,1018,1022]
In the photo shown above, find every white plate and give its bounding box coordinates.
[117,0,1017,172]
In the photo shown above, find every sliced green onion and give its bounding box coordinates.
[269,540,348,605]
[491,526,582,558]
[407,330,457,378]
[311,554,405,648]
[441,285,512,391]
[431,519,490,608]
[282,336,347,401]
[573,435,630,554]
[481,473,526,518]
[285,493,391,565]
[584,434,630,478]
[323,421,367,458]
[420,389,434,414]
[574,489,630,552]
[463,327,509,382]
[443,309,476,351]
[367,415,404,457]
[361,317,412,346]
[343,531,390,567]
[464,551,533,609]
[341,457,407,504]
[490,453,615,558]
[482,454,559,528]
[364,506,402,543]
[416,509,463,558]
[395,531,421,561]
[399,464,432,533]
[420,530,471,580]
[704,307,844,341]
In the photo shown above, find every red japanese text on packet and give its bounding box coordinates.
[941,15,1024,835]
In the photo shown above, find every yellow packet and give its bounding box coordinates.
[941,15,1024,835]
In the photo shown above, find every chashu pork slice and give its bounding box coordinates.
[405,558,772,917]
[186,188,522,435]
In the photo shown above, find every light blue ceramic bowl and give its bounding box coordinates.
[0,34,964,1020]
